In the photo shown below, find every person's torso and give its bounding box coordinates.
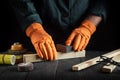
[34,0,89,43]
[34,0,89,30]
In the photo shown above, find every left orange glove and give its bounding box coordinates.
[26,23,57,61]
[65,20,96,51]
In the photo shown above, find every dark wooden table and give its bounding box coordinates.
[0,51,120,80]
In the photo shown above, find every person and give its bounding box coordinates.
[10,0,107,61]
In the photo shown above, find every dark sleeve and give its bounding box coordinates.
[88,0,107,21]
[10,0,42,31]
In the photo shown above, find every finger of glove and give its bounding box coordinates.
[51,41,57,60]
[65,32,76,46]
[81,37,90,50]
[73,34,81,51]
[40,43,48,60]
[45,41,53,60]
[34,43,43,59]
[77,37,86,51]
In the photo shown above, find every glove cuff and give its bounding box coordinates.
[81,20,96,35]
[26,23,44,37]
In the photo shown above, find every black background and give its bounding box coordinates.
[0,0,119,52]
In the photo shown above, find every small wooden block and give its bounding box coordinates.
[101,64,116,73]
[23,50,85,63]
[56,44,73,53]
[101,54,120,73]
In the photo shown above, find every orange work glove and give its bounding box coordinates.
[26,23,57,60]
[65,20,96,51]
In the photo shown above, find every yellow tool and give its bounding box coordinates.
[0,54,16,65]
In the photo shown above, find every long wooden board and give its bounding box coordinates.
[72,49,120,71]
[23,50,85,63]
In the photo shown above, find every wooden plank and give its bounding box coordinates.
[72,49,120,71]
[23,50,85,63]
[101,54,120,73]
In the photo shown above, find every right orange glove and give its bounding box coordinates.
[65,20,96,51]
[26,23,57,60]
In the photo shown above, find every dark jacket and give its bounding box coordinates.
[10,0,107,43]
